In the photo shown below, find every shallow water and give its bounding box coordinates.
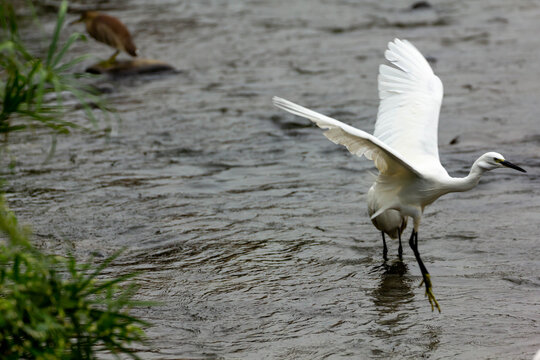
[4,0,540,359]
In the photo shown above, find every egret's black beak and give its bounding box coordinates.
[501,160,526,173]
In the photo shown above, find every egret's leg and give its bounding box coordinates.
[381,232,388,262]
[409,230,441,312]
[398,230,403,261]
[107,50,120,64]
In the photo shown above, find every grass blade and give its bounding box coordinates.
[45,0,68,67]
[52,32,85,68]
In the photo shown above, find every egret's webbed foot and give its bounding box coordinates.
[409,230,441,312]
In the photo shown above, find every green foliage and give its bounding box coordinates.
[0,195,148,359]
[0,0,110,135]
[0,2,147,358]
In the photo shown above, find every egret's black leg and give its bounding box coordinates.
[409,230,428,274]
[381,232,388,262]
[398,230,403,261]
[409,230,440,312]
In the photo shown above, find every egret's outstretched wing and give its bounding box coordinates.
[272,96,422,178]
[375,39,445,174]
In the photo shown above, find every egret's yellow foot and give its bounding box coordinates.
[98,60,110,67]
[108,50,119,63]
[419,273,440,312]
[97,59,117,68]
[98,51,120,67]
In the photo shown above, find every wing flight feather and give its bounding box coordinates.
[375,39,445,174]
[272,96,423,178]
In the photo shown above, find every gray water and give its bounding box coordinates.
[4,0,540,359]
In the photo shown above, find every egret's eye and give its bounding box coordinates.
[494,158,502,163]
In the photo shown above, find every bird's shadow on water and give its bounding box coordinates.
[368,260,441,356]
[366,261,422,356]
[370,260,414,312]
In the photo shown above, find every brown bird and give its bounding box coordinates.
[70,11,137,63]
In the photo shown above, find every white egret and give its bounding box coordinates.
[272,38,526,312]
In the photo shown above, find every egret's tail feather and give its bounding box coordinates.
[370,206,392,220]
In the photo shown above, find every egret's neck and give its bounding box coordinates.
[447,162,486,193]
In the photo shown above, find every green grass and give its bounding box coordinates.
[1,2,150,358]
[0,0,110,136]
[0,194,148,359]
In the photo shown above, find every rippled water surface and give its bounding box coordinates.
[5,0,540,358]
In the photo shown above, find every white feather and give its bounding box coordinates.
[375,39,446,176]
[272,38,527,312]
[272,96,422,179]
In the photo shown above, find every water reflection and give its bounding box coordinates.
[371,260,412,312]
[368,260,441,357]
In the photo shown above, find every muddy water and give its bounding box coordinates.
[4,0,540,358]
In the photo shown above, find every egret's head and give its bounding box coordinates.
[477,152,526,172]
[69,11,99,25]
